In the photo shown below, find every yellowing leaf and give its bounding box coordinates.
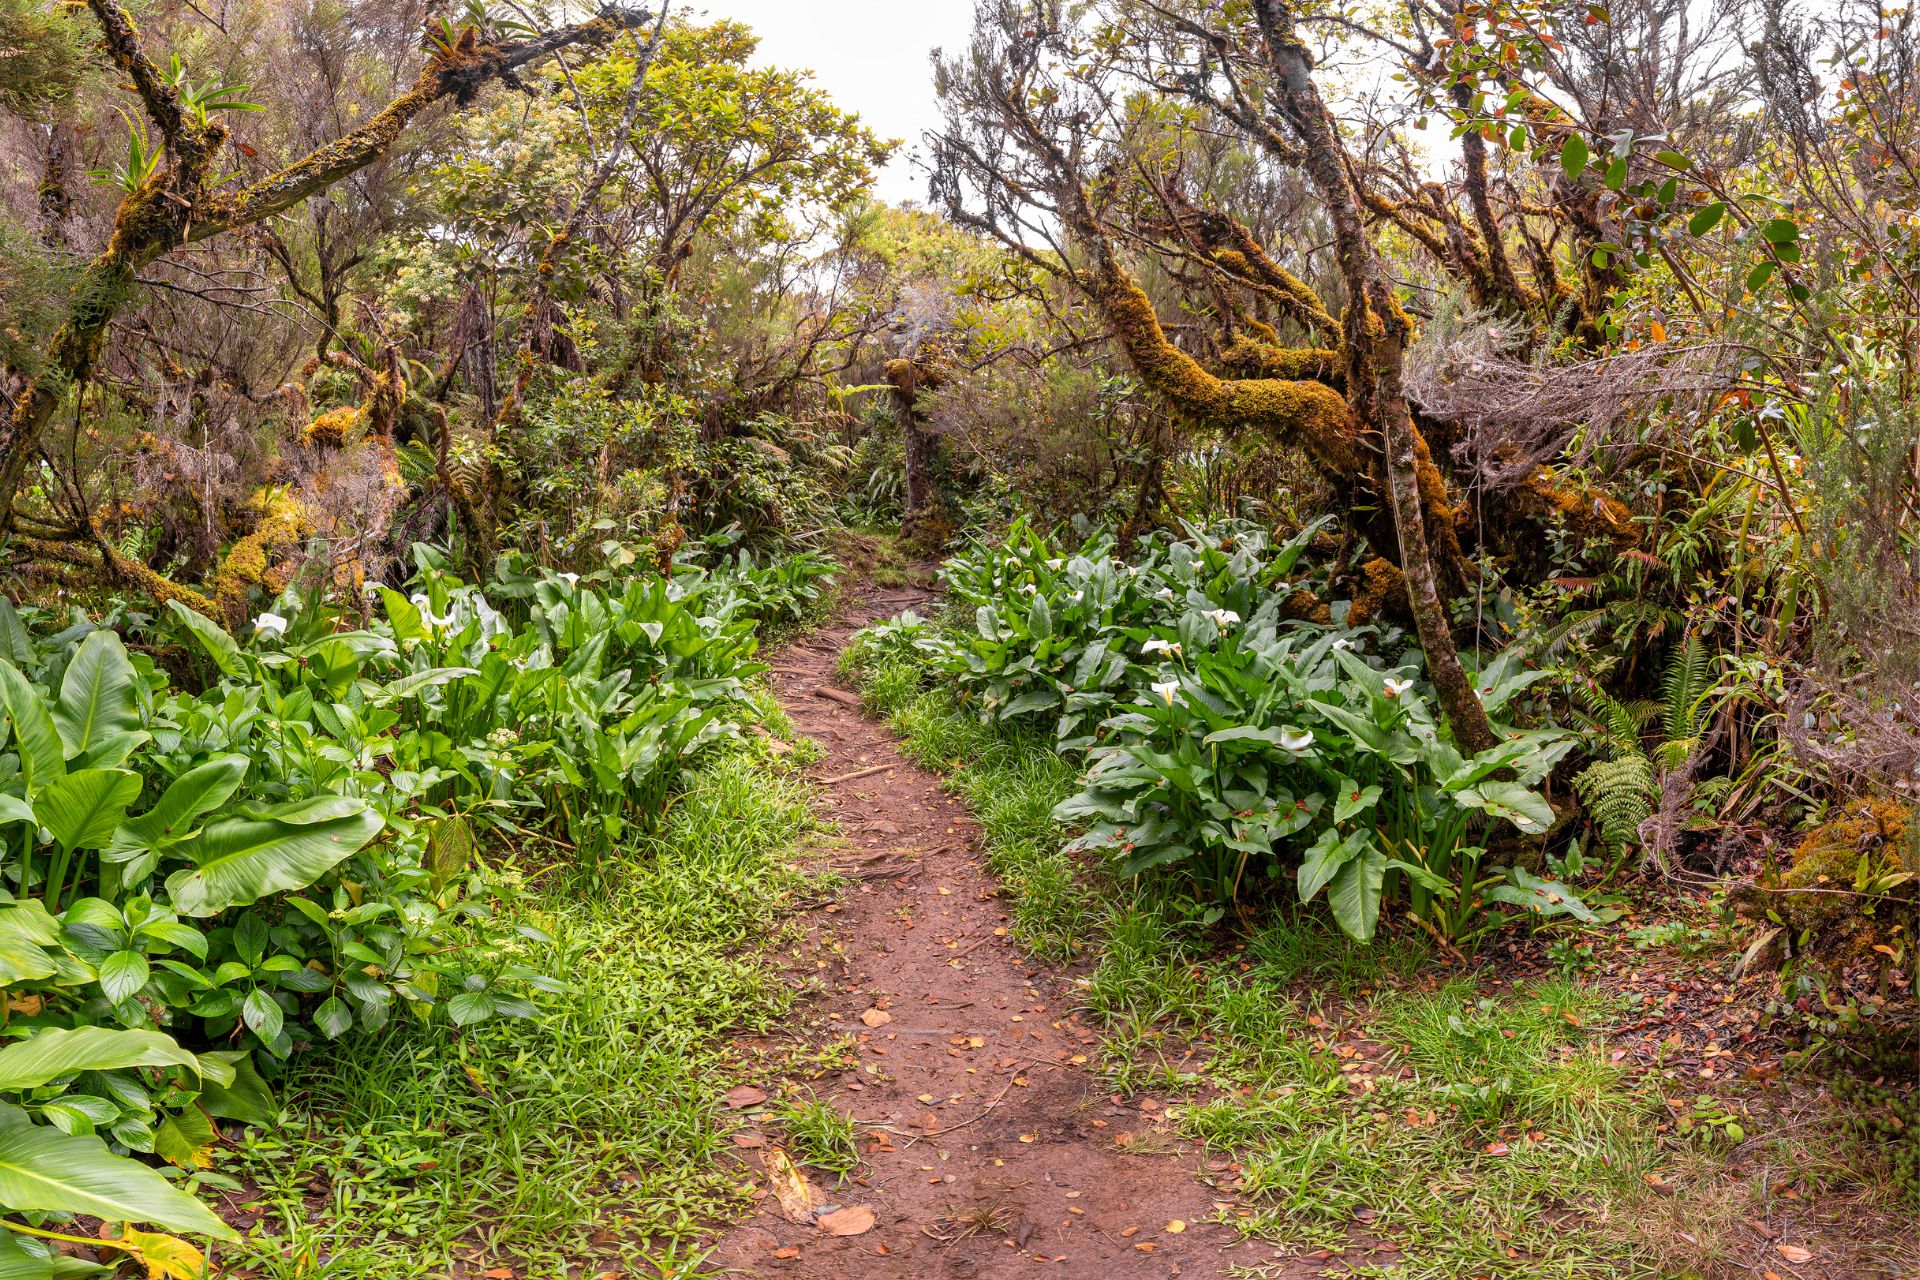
[102,1228,209,1280]
[763,1146,821,1223]
[1650,320,1667,343]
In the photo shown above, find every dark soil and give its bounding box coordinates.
[711,584,1265,1279]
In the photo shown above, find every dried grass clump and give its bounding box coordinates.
[1404,305,1740,493]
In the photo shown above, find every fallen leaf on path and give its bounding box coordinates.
[773,1247,799,1259]
[764,1146,822,1223]
[816,1205,876,1236]
[725,1085,769,1109]
[860,1009,893,1028]
[1166,1220,1187,1233]
[1776,1244,1812,1264]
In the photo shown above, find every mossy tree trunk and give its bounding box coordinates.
[885,357,948,550]
[1250,0,1498,755]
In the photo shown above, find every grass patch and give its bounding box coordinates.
[225,738,817,1280]
[775,1093,860,1179]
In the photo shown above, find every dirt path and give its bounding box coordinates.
[711,584,1249,1279]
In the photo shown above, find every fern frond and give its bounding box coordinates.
[1660,635,1713,742]
[1572,754,1655,856]
[1574,684,1657,757]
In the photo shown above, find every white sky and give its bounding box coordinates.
[692,1,980,207]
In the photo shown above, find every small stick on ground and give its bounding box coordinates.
[812,686,864,708]
[819,763,893,785]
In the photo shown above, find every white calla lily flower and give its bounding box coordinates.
[252,611,288,638]
[1383,677,1414,698]
[1150,679,1180,706]
[1202,608,1240,631]
[1142,638,1181,657]
[1279,727,1314,752]
[1332,638,1354,651]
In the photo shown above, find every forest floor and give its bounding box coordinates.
[710,582,1249,1277]
[714,578,1919,1280]
[214,576,1917,1280]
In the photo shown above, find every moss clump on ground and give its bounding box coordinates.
[1741,798,1916,959]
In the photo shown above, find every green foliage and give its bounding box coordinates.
[0,0,88,115]
[859,523,1584,946]
[1571,753,1655,860]
[934,516,1333,751]
[777,1094,859,1178]
[228,741,819,1275]
[0,549,806,1251]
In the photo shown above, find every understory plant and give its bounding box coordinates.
[868,522,1591,945]
[0,548,829,1268]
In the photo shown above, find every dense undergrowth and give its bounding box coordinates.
[858,520,1590,944]
[227,731,819,1279]
[0,543,835,1277]
[842,523,1917,1279]
[844,585,1671,1278]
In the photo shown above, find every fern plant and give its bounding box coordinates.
[1570,634,1720,869]
[1573,752,1655,861]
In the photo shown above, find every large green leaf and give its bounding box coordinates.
[166,803,383,917]
[165,602,241,676]
[0,793,33,828]
[195,1051,275,1128]
[107,755,249,863]
[0,1027,199,1091]
[1327,844,1387,942]
[35,769,141,856]
[0,600,32,672]
[0,903,60,986]
[0,1111,236,1238]
[0,1231,52,1280]
[0,659,65,795]
[1455,780,1556,833]
[53,631,139,760]
[1297,827,1363,904]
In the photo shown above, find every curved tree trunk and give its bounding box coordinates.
[1250,0,1498,755]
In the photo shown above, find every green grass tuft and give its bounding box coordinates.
[227,741,818,1279]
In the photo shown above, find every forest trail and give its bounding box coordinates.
[710,583,1255,1279]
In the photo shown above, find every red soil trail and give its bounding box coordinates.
[711,583,1258,1278]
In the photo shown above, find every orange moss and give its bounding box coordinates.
[211,487,312,628]
[304,406,360,448]
[1086,260,1363,480]
[1217,338,1342,385]
[1283,587,1335,625]
[1344,556,1406,627]
[1525,468,1638,544]
[1743,799,1917,960]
